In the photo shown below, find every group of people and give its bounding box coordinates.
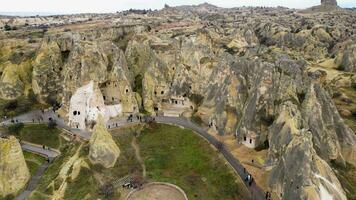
[265,191,272,200]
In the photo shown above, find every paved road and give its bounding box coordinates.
[21,143,60,158]
[17,143,58,200]
[153,117,265,200]
[4,110,265,199]
[108,116,265,199]
[0,109,91,140]
[16,160,52,200]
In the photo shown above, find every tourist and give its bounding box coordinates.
[249,177,254,186]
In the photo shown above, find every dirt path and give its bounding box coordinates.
[131,137,146,178]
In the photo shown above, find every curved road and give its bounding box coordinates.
[107,116,266,200]
[17,143,59,200]
[2,110,265,200]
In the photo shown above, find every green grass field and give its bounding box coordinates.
[138,123,244,200]
[24,151,46,176]
[10,124,62,149]
[28,124,245,200]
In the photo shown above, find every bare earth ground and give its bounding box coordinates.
[126,183,187,200]
[207,131,270,191]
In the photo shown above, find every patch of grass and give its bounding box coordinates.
[138,124,244,200]
[10,124,61,149]
[99,127,142,180]
[64,127,143,200]
[64,167,99,200]
[24,151,46,176]
[332,162,356,200]
[31,143,80,197]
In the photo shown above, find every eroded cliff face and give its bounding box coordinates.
[0,5,355,199]
[0,136,30,198]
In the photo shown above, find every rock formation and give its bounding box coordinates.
[0,3,355,199]
[321,0,338,6]
[88,116,120,168]
[0,136,30,198]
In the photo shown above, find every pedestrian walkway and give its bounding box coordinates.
[21,143,59,158]
[17,143,58,200]
[6,110,265,199]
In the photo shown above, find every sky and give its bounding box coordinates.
[0,0,355,15]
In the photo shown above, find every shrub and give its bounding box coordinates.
[8,123,24,135]
[255,140,269,151]
[48,120,57,129]
[189,93,204,107]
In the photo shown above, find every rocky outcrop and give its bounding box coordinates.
[334,40,356,72]
[0,136,30,198]
[32,40,64,104]
[321,0,338,6]
[0,5,355,199]
[88,116,120,168]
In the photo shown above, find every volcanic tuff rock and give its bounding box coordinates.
[321,0,338,6]
[88,116,120,168]
[0,136,30,198]
[0,2,355,200]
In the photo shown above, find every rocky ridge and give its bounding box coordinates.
[0,0,355,199]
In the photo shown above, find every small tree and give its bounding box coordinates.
[48,120,57,129]
[8,123,24,135]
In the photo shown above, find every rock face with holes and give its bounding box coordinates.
[0,136,30,198]
[0,3,355,200]
[88,116,120,168]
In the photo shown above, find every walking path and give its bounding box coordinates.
[108,116,265,199]
[17,143,59,200]
[21,143,60,158]
[0,109,91,140]
[3,110,265,200]
[131,137,146,178]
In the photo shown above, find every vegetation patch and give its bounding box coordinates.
[331,162,356,200]
[9,124,62,149]
[138,124,244,200]
[30,143,80,198]
[24,151,46,176]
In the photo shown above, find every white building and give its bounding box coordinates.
[68,81,122,130]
